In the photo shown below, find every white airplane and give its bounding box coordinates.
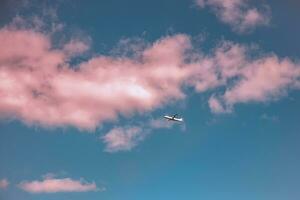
[164,114,183,122]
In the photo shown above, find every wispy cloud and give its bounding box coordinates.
[102,117,178,152]
[0,179,9,189]
[261,114,279,122]
[209,96,228,113]
[148,118,174,129]
[63,38,90,57]
[102,126,145,152]
[195,0,271,33]
[18,177,102,193]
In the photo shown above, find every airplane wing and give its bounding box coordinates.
[164,116,172,120]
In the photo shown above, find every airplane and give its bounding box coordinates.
[163,114,184,122]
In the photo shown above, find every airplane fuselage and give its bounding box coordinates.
[164,115,183,122]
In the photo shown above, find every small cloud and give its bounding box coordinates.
[41,173,57,180]
[18,177,103,193]
[102,116,183,153]
[102,126,145,152]
[0,179,9,189]
[148,118,174,129]
[63,39,90,57]
[195,0,271,33]
[261,114,279,122]
[208,96,230,113]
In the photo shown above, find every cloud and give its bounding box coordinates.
[208,96,227,113]
[18,177,102,193]
[63,39,90,57]
[223,56,300,104]
[0,26,193,129]
[0,179,9,189]
[102,126,145,152]
[261,113,279,122]
[207,43,300,113]
[102,117,177,152]
[148,118,174,129]
[0,21,300,130]
[195,0,271,33]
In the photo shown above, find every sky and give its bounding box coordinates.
[0,0,300,199]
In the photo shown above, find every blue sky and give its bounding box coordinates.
[1,0,300,200]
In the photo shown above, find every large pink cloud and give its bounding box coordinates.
[195,0,271,33]
[0,27,196,129]
[18,177,101,193]
[0,25,300,131]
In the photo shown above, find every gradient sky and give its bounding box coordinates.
[1,0,300,200]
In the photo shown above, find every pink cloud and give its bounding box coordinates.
[102,126,144,152]
[195,0,271,33]
[0,26,195,129]
[0,24,300,130]
[102,117,179,152]
[208,43,300,113]
[148,118,175,129]
[0,179,9,189]
[208,96,227,113]
[63,39,90,57]
[224,56,300,104]
[18,177,101,193]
